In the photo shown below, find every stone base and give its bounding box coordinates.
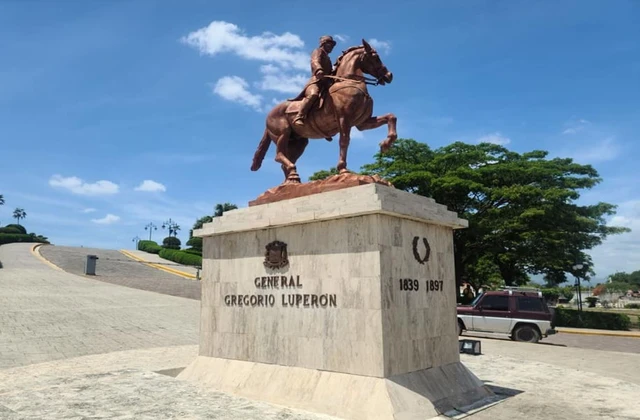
[248,173,393,206]
[178,356,495,420]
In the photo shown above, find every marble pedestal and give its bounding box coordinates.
[178,184,494,419]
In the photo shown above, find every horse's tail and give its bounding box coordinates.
[251,128,271,171]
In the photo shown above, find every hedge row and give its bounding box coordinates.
[0,233,48,245]
[138,240,162,254]
[158,248,202,267]
[554,307,631,331]
[183,248,202,256]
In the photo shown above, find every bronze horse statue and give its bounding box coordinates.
[250,39,397,183]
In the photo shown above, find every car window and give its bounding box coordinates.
[517,296,545,312]
[470,292,484,307]
[479,295,509,311]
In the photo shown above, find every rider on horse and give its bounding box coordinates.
[293,35,337,127]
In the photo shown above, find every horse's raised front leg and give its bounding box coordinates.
[355,113,398,153]
[336,117,351,174]
[273,129,300,183]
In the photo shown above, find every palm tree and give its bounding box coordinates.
[0,194,4,206]
[13,208,26,225]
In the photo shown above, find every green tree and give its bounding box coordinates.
[187,203,238,250]
[313,138,628,289]
[214,202,238,217]
[308,167,340,181]
[608,271,640,288]
[12,208,26,225]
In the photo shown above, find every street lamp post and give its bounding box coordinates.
[132,235,141,250]
[572,263,587,311]
[144,222,157,241]
[162,218,180,237]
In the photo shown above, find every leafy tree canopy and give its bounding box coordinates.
[607,271,640,288]
[311,138,630,289]
[308,167,340,181]
[188,203,239,250]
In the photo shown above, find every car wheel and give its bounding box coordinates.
[512,325,540,343]
[457,320,463,336]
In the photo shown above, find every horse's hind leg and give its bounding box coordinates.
[273,129,300,183]
[288,138,309,167]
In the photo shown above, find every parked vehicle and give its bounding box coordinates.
[457,287,556,343]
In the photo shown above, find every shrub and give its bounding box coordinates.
[183,248,202,256]
[625,303,640,309]
[162,236,181,250]
[0,233,48,245]
[542,288,560,303]
[186,236,202,251]
[0,226,23,234]
[138,240,162,254]
[554,307,631,331]
[5,224,26,234]
[158,248,202,267]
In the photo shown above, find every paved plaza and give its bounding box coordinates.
[1,242,639,419]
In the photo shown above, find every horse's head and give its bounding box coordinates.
[360,39,393,85]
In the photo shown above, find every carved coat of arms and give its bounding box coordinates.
[263,240,289,269]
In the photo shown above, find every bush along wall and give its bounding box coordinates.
[554,307,631,331]
[0,233,49,245]
[158,248,202,267]
[138,240,162,254]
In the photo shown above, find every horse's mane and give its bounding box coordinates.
[332,45,367,74]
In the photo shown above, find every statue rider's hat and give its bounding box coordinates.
[319,35,337,46]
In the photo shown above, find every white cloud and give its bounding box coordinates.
[351,130,364,139]
[134,180,166,192]
[334,34,349,43]
[49,174,119,195]
[562,118,591,135]
[91,214,120,225]
[475,132,511,145]
[212,76,263,110]
[255,64,306,94]
[180,20,308,70]
[368,38,391,54]
[82,208,96,213]
[570,137,620,163]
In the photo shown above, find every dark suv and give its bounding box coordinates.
[457,288,556,343]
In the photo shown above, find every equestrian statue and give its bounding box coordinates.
[250,36,397,184]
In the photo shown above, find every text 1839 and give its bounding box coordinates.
[398,279,444,293]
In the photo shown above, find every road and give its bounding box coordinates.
[39,245,201,300]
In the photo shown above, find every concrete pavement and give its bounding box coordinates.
[0,243,199,369]
[2,242,640,419]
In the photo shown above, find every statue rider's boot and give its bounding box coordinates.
[293,97,314,126]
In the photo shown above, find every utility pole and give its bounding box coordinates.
[132,236,141,250]
[144,222,157,241]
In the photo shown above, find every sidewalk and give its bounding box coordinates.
[556,326,640,338]
[120,249,200,280]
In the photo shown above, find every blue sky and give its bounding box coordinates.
[0,0,638,282]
